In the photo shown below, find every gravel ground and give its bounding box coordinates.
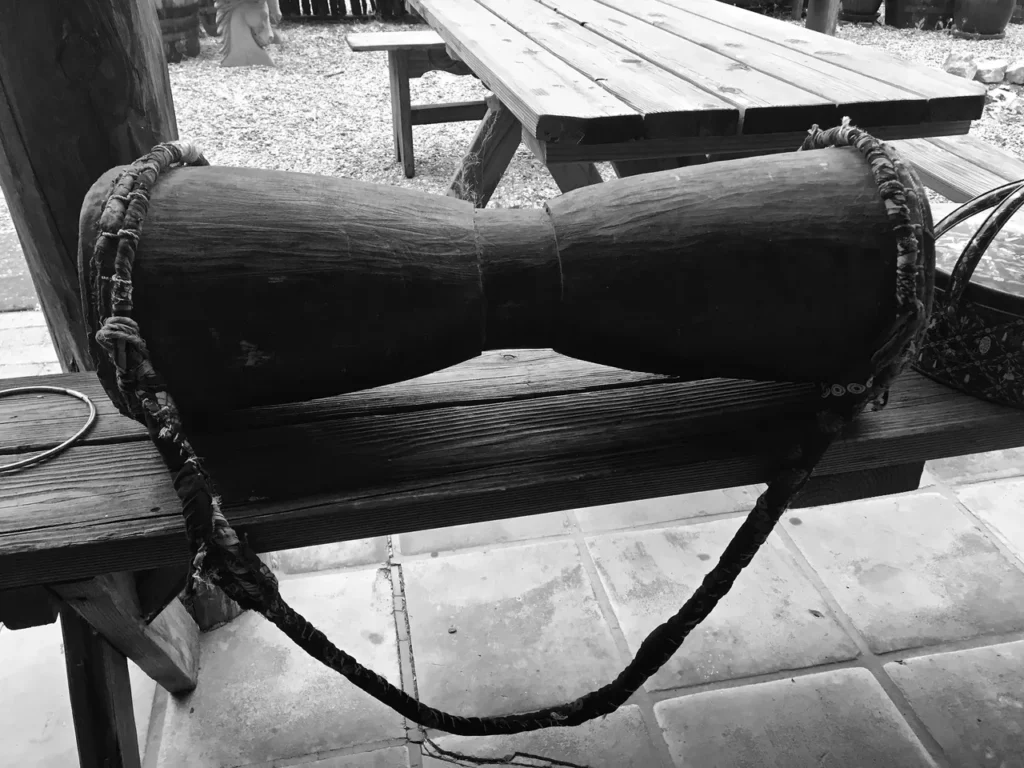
[0,14,1022,306]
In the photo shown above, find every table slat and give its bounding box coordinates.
[539,0,838,134]
[669,0,985,121]
[474,0,739,138]
[609,0,929,128]
[406,0,644,143]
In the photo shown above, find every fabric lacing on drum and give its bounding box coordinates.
[85,122,931,736]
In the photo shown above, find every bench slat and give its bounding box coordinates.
[3,366,1022,590]
[345,30,447,52]
[892,136,1024,203]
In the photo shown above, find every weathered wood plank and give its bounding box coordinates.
[924,135,1024,182]
[890,138,1012,203]
[51,572,199,694]
[474,0,739,139]
[3,369,1023,590]
[0,0,177,373]
[446,94,523,206]
[532,120,972,163]
[60,608,142,768]
[536,0,835,134]
[608,0,928,127]
[667,0,985,122]
[406,0,644,143]
[346,30,447,51]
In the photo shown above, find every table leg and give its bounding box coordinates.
[546,162,603,192]
[61,607,142,768]
[446,93,521,208]
[388,50,414,178]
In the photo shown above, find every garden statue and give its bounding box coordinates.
[215,0,286,68]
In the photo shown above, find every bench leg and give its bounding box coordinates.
[388,50,415,178]
[447,93,521,208]
[61,607,142,768]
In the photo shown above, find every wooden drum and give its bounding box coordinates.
[79,147,926,421]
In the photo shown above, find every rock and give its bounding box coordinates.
[1006,61,1024,85]
[974,58,1008,84]
[943,52,977,80]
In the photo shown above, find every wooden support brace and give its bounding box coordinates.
[446,93,522,208]
[806,0,842,35]
[51,571,199,694]
[791,462,925,509]
[61,607,142,768]
[388,50,415,178]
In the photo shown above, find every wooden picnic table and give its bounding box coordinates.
[406,0,987,203]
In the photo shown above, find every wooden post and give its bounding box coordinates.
[805,0,842,34]
[0,0,177,372]
[61,608,143,768]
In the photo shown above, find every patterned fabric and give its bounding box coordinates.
[915,300,1024,408]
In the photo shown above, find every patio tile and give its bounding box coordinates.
[654,668,936,768]
[402,540,622,718]
[586,520,858,692]
[151,567,404,768]
[886,641,1024,768]
[785,492,1024,653]
[956,478,1024,560]
[421,705,664,768]
[290,745,410,767]
[396,511,569,556]
[0,308,47,329]
[926,448,1024,486]
[573,486,764,534]
[0,618,155,767]
[268,537,390,574]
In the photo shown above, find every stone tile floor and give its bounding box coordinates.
[3,309,1024,768]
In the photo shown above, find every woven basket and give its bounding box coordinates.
[913,180,1024,409]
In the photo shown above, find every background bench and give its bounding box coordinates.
[346,30,485,178]
[891,135,1024,203]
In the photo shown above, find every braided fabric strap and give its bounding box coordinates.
[87,130,931,736]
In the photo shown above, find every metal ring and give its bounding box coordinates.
[0,386,97,474]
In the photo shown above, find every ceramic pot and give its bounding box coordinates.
[841,0,884,21]
[953,0,1018,36]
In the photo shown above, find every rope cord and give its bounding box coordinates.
[85,123,931,736]
[0,386,97,474]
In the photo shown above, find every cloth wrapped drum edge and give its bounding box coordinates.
[78,142,922,425]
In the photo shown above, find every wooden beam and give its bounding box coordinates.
[447,93,522,208]
[547,162,604,193]
[410,100,488,126]
[806,0,844,34]
[51,572,199,694]
[0,0,177,372]
[61,607,142,768]
[791,462,925,509]
[0,585,58,629]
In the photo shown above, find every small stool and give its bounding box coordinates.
[346,30,487,178]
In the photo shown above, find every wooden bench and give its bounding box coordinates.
[4,353,1024,766]
[891,134,1024,203]
[346,30,486,178]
